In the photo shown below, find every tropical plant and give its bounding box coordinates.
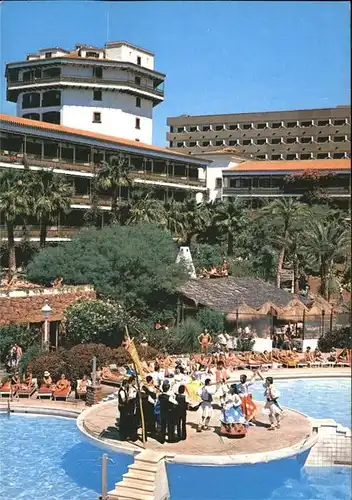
[196,308,225,333]
[175,318,202,352]
[191,243,224,272]
[318,327,351,352]
[126,191,166,226]
[260,198,308,288]
[0,323,41,362]
[0,170,29,277]
[26,169,73,247]
[303,218,350,299]
[96,154,134,224]
[19,344,45,375]
[178,198,210,245]
[212,199,246,256]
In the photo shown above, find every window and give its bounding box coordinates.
[271,138,281,145]
[300,137,311,144]
[287,121,298,128]
[286,137,297,144]
[22,113,40,121]
[45,52,52,59]
[202,141,210,146]
[42,111,60,124]
[215,178,223,188]
[214,140,223,146]
[242,124,251,130]
[42,90,61,107]
[332,152,345,159]
[189,142,197,147]
[300,121,312,128]
[286,154,297,160]
[215,125,224,131]
[93,90,102,101]
[300,154,312,160]
[177,127,184,133]
[228,140,237,146]
[317,153,329,159]
[271,122,281,129]
[317,120,329,126]
[93,112,101,123]
[242,139,251,145]
[256,123,266,129]
[135,118,140,129]
[202,125,211,131]
[93,67,103,79]
[317,136,329,143]
[189,126,198,132]
[256,154,267,160]
[86,52,99,58]
[135,76,141,86]
[333,136,345,142]
[136,97,141,108]
[333,119,346,126]
[271,154,282,160]
[176,142,184,147]
[170,126,174,133]
[22,92,40,109]
[256,139,266,145]
[135,138,140,142]
[228,124,238,130]
[137,56,142,65]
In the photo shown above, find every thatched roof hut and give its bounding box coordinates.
[257,301,281,316]
[306,300,325,316]
[226,302,261,321]
[278,297,309,321]
[180,277,298,314]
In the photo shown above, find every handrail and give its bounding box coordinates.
[8,75,164,96]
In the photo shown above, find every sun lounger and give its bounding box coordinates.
[76,380,89,399]
[17,378,38,398]
[0,381,15,399]
[37,385,53,399]
[53,385,71,401]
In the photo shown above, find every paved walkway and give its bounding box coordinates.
[82,400,312,457]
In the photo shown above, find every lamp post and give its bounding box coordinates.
[41,300,52,351]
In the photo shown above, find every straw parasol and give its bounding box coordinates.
[226,302,261,321]
[278,297,308,321]
[306,300,325,317]
[257,301,281,317]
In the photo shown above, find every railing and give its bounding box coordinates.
[0,225,79,239]
[0,152,205,187]
[8,75,164,96]
[223,186,283,195]
[223,185,350,197]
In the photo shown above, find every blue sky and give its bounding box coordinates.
[0,1,350,146]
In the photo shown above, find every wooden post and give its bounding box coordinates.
[235,308,239,331]
[101,453,108,500]
[329,309,334,332]
[302,309,306,342]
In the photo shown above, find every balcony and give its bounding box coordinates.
[223,186,283,196]
[8,75,164,98]
[0,151,205,189]
[0,225,79,240]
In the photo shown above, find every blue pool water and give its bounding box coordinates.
[0,414,133,500]
[0,378,350,499]
[251,377,351,428]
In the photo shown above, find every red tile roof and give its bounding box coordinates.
[0,114,209,163]
[227,159,351,172]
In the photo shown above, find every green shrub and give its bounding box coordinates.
[196,308,224,333]
[0,323,41,362]
[318,327,351,352]
[19,344,45,375]
[174,318,202,353]
[146,329,183,354]
[191,243,223,271]
[236,338,255,352]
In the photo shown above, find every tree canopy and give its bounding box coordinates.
[27,224,187,317]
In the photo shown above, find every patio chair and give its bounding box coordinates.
[0,381,15,399]
[53,385,71,401]
[17,378,38,398]
[37,385,53,400]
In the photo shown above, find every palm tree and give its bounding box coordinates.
[212,199,245,256]
[303,219,350,300]
[178,198,210,246]
[0,170,29,278]
[126,191,166,225]
[163,200,185,239]
[261,198,308,288]
[27,170,73,247]
[96,154,134,224]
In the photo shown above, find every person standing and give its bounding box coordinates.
[238,372,259,425]
[158,380,178,444]
[141,375,157,437]
[215,361,229,405]
[176,385,188,441]
[197,378,216,432]
[198,330,212,354]
[262,376,283,430]
[117,379,130,440]
[127,376,138,441]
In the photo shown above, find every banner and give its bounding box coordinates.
[123,335,147,385]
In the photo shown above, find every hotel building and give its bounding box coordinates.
[167,106,351,160]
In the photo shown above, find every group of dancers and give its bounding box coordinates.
[116,361,284,444]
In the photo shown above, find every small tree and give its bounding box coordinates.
[175,318,202,353]
[318,327,351,352]
[196,308,225,333]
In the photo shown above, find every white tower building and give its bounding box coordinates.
[5,42,165,144]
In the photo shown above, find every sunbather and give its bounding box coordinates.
[42,371,54,388]
[55,374,70,392]
[77,375,91,393]
[11,372,21,391]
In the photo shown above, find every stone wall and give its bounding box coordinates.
[0,285,96,325]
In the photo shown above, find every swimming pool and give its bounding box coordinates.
[0,414,133,500]
[0,378,350,500]
[251,377,351,428]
